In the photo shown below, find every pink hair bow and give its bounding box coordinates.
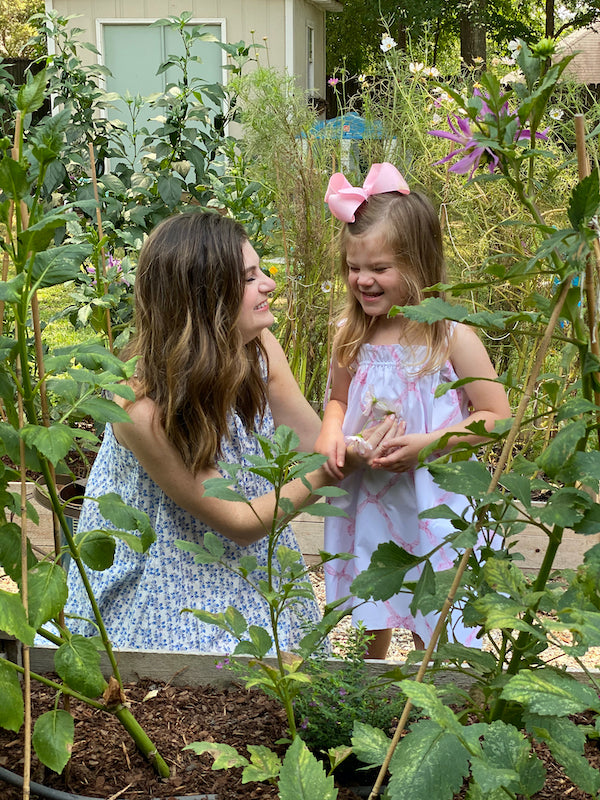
[324,162,410,223]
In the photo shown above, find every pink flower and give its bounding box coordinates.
[328,77,340,87]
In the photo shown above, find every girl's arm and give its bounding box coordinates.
[373,323,511,472]
[314,358,352,480]
[262,329,321,451]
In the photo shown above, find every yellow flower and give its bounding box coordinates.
[269,265,279,276]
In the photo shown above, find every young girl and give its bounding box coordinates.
[317,163,511,659]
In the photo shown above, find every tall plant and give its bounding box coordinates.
[344,39,600,800]
[0,68,171,785]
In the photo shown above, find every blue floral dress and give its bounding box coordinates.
[63,405,322,654]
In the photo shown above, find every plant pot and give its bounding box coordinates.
[33,475,87,572]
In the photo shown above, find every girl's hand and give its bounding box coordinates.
[371,430,435,472]
[344,415,400,471]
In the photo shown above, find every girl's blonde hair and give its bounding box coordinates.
[125,211,267,473]
[334,191,451,373]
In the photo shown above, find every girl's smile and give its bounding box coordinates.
[345,226,407,322]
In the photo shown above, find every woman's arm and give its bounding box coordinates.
[113,393,396,546]
[262,330,321,451]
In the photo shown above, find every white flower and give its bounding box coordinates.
[409,62,424,75]
[321,280,332,293]
[508,39,523,56]
[380,34,397,52]
[432,112,443,124]
[423,65,440,78]
[362,386,398,419]
[500,69,526,86]
[344,435,372,455]
[549,107,564,121]
[500,56,515,66]
[358,73,367,84]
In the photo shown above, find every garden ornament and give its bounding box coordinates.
[324,161,410,223]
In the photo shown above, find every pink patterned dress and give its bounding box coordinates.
[324,340,481,646]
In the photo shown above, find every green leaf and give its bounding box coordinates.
[76,396,132,424]
[242,744,281,783]
[157,175,183,208]
[0,522,37,582]
[16,68,48,114]
[55,636,107,698]
[0,158,29,200]
[568,170,600,228]
[543,733,600,795]
[27,561,68,628]
[501,670,600,716]
[0,660,24,732]
[536,421,586,480]
[184,741,249,769]
[31,243,93,289]
[75,530,116,571]
[247,625,273,658]
[428,460,493,497]
[351,542,423,602]
[387,719,469,800]
[32,710,74,774]
[0,589,36,645]
[95,494,155,550]
[471,720,544,796]
[21,424,76,465]
[278,736,337,800]
[351,721,390,768]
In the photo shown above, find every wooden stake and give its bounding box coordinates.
[88,142,114,352]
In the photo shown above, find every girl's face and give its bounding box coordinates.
[345,226,407,323]
[237,240,276,343]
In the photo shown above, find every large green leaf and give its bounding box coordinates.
[0,660,24,732]
[568,170,600,228]
[28,561,68,628]
[278,736,337,800]
[387,719,469,800]
[55,636,107,698]
[242,744,282,784]
[0,522,37,582]
[16,68,47,114]
[96,493,155,550]
[20,423,77,465]
[185,741,248,769]
[543,734,600,795]
[75,530,116,571]
[470,720,544,796]
[31,243,92,289]
[32,710,74,774]
[351,541,423,602]
[351,721,390,768]
[501,670,600,716]
[536,421,586,480]
[0,589,36,645]
[157,174,183,208]
[75,396,131,424]
[0,157,29,200]
[427,460,493,497]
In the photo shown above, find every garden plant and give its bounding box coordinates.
[3,8,600,800]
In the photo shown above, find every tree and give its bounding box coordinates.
[0,0,45,58]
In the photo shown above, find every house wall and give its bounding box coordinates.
[45,0,328,98]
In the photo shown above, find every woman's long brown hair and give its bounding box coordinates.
[125,212,267,473]
[334,191,451,373]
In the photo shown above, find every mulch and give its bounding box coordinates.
[0,677,599,799]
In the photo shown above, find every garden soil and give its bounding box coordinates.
[0,677,599,800]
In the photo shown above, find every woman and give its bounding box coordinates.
[62,212,392,653]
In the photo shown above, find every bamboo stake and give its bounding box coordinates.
[574,113,600,454]
[88,142,113,352]
[367,267,574,800]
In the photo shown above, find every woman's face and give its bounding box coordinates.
[237,240,276,343]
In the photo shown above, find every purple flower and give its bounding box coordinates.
[339,688,348,696]
[429,89,548,179]
[300,717,309,730]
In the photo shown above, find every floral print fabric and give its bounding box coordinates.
[63,407,322,653]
